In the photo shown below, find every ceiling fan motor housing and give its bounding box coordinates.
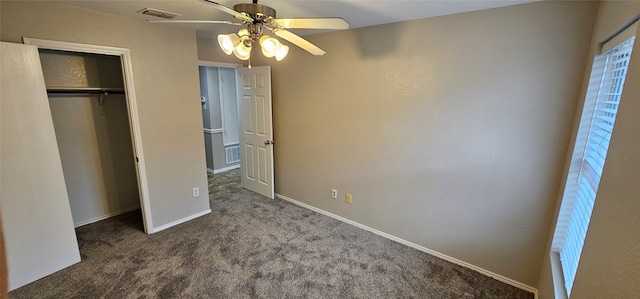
[233,3,276,22]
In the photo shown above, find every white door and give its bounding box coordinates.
[237,66,274,199]
[1,42,81,290]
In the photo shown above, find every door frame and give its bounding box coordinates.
[198,61,276,198]
[22,37,153,233]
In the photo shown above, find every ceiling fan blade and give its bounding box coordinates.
[272,18,349,30]
[272,29,326,56]
[148,20,243,25]
[200,0,254,23]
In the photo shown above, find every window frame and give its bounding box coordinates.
[551,21,637,298]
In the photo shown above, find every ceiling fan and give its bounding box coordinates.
[149,0,349,61]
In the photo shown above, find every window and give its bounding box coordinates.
[551,24,636,297]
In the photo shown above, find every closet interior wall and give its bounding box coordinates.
[40,49,140,227]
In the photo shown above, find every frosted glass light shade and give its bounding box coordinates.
[233,43,252,60]
[259,36,280,58]
[275,45,289,61]
[217,34,240,55]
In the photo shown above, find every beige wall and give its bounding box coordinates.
[50,95,141,226]
[251,1,596,287]
[538,1,640,298]
[39,49,125,88]
[1,1,210,229]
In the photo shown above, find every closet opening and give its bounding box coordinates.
[39,49,140,232]
[23,37,152,234]
[40,49,143,231]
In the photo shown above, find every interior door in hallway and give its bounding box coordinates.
[237,66,274,199]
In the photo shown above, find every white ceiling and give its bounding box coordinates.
[58,0,539,38]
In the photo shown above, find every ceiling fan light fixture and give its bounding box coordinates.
[156,0,350,61]
[259,36,281,58]
[275,45,289,61]
[233,38,252,60]
[238,28,250,37]
[234,48,251,60]
[218,33,240,55]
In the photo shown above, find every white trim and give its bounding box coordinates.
[25,37,127,56]
[149,209,211,234]
[224,142,240,147]
[213,164,240,174]
[550,252,568,299]
[23,37,154,234]
[276,193,539,298]
[73,206,141,228]
[204,128,223,134]
[198,60,241,68]
[218,69,227,146]
[207,168,216,174]
[215,67,240,147]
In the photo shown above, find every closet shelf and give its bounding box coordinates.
[47,87,126,94]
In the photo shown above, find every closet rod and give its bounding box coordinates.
[47,87,126,95]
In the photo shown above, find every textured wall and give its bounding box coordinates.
[263,1,597,287]
[538,1,640,298]
[1,1,210,230]
[49,95,140,226]
[39,50,124,88]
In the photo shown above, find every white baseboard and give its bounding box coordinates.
[213,164,240,174]
[150,209,211,234]
[207,168,215,174]
[276,193,538,298]
[74,206,141,228]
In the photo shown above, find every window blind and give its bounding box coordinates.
[552,35,635,297]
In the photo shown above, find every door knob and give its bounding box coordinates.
[264,140,274,145]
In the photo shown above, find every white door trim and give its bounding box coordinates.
[22,37,153,234]
[217,68,228,145]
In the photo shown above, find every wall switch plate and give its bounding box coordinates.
[192,187,199,198]
[331,189,338,199]
[345,193,352,204]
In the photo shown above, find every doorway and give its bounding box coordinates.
[199,61,242,175]
[198,61,276,199]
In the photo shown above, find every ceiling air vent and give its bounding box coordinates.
[137,8,181,19]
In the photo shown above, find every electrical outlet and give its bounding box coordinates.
[331,189,338,199]
[345,193,352,204]
[192,187,200,198]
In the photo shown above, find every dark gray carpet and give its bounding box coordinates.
[10,169,533,298]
